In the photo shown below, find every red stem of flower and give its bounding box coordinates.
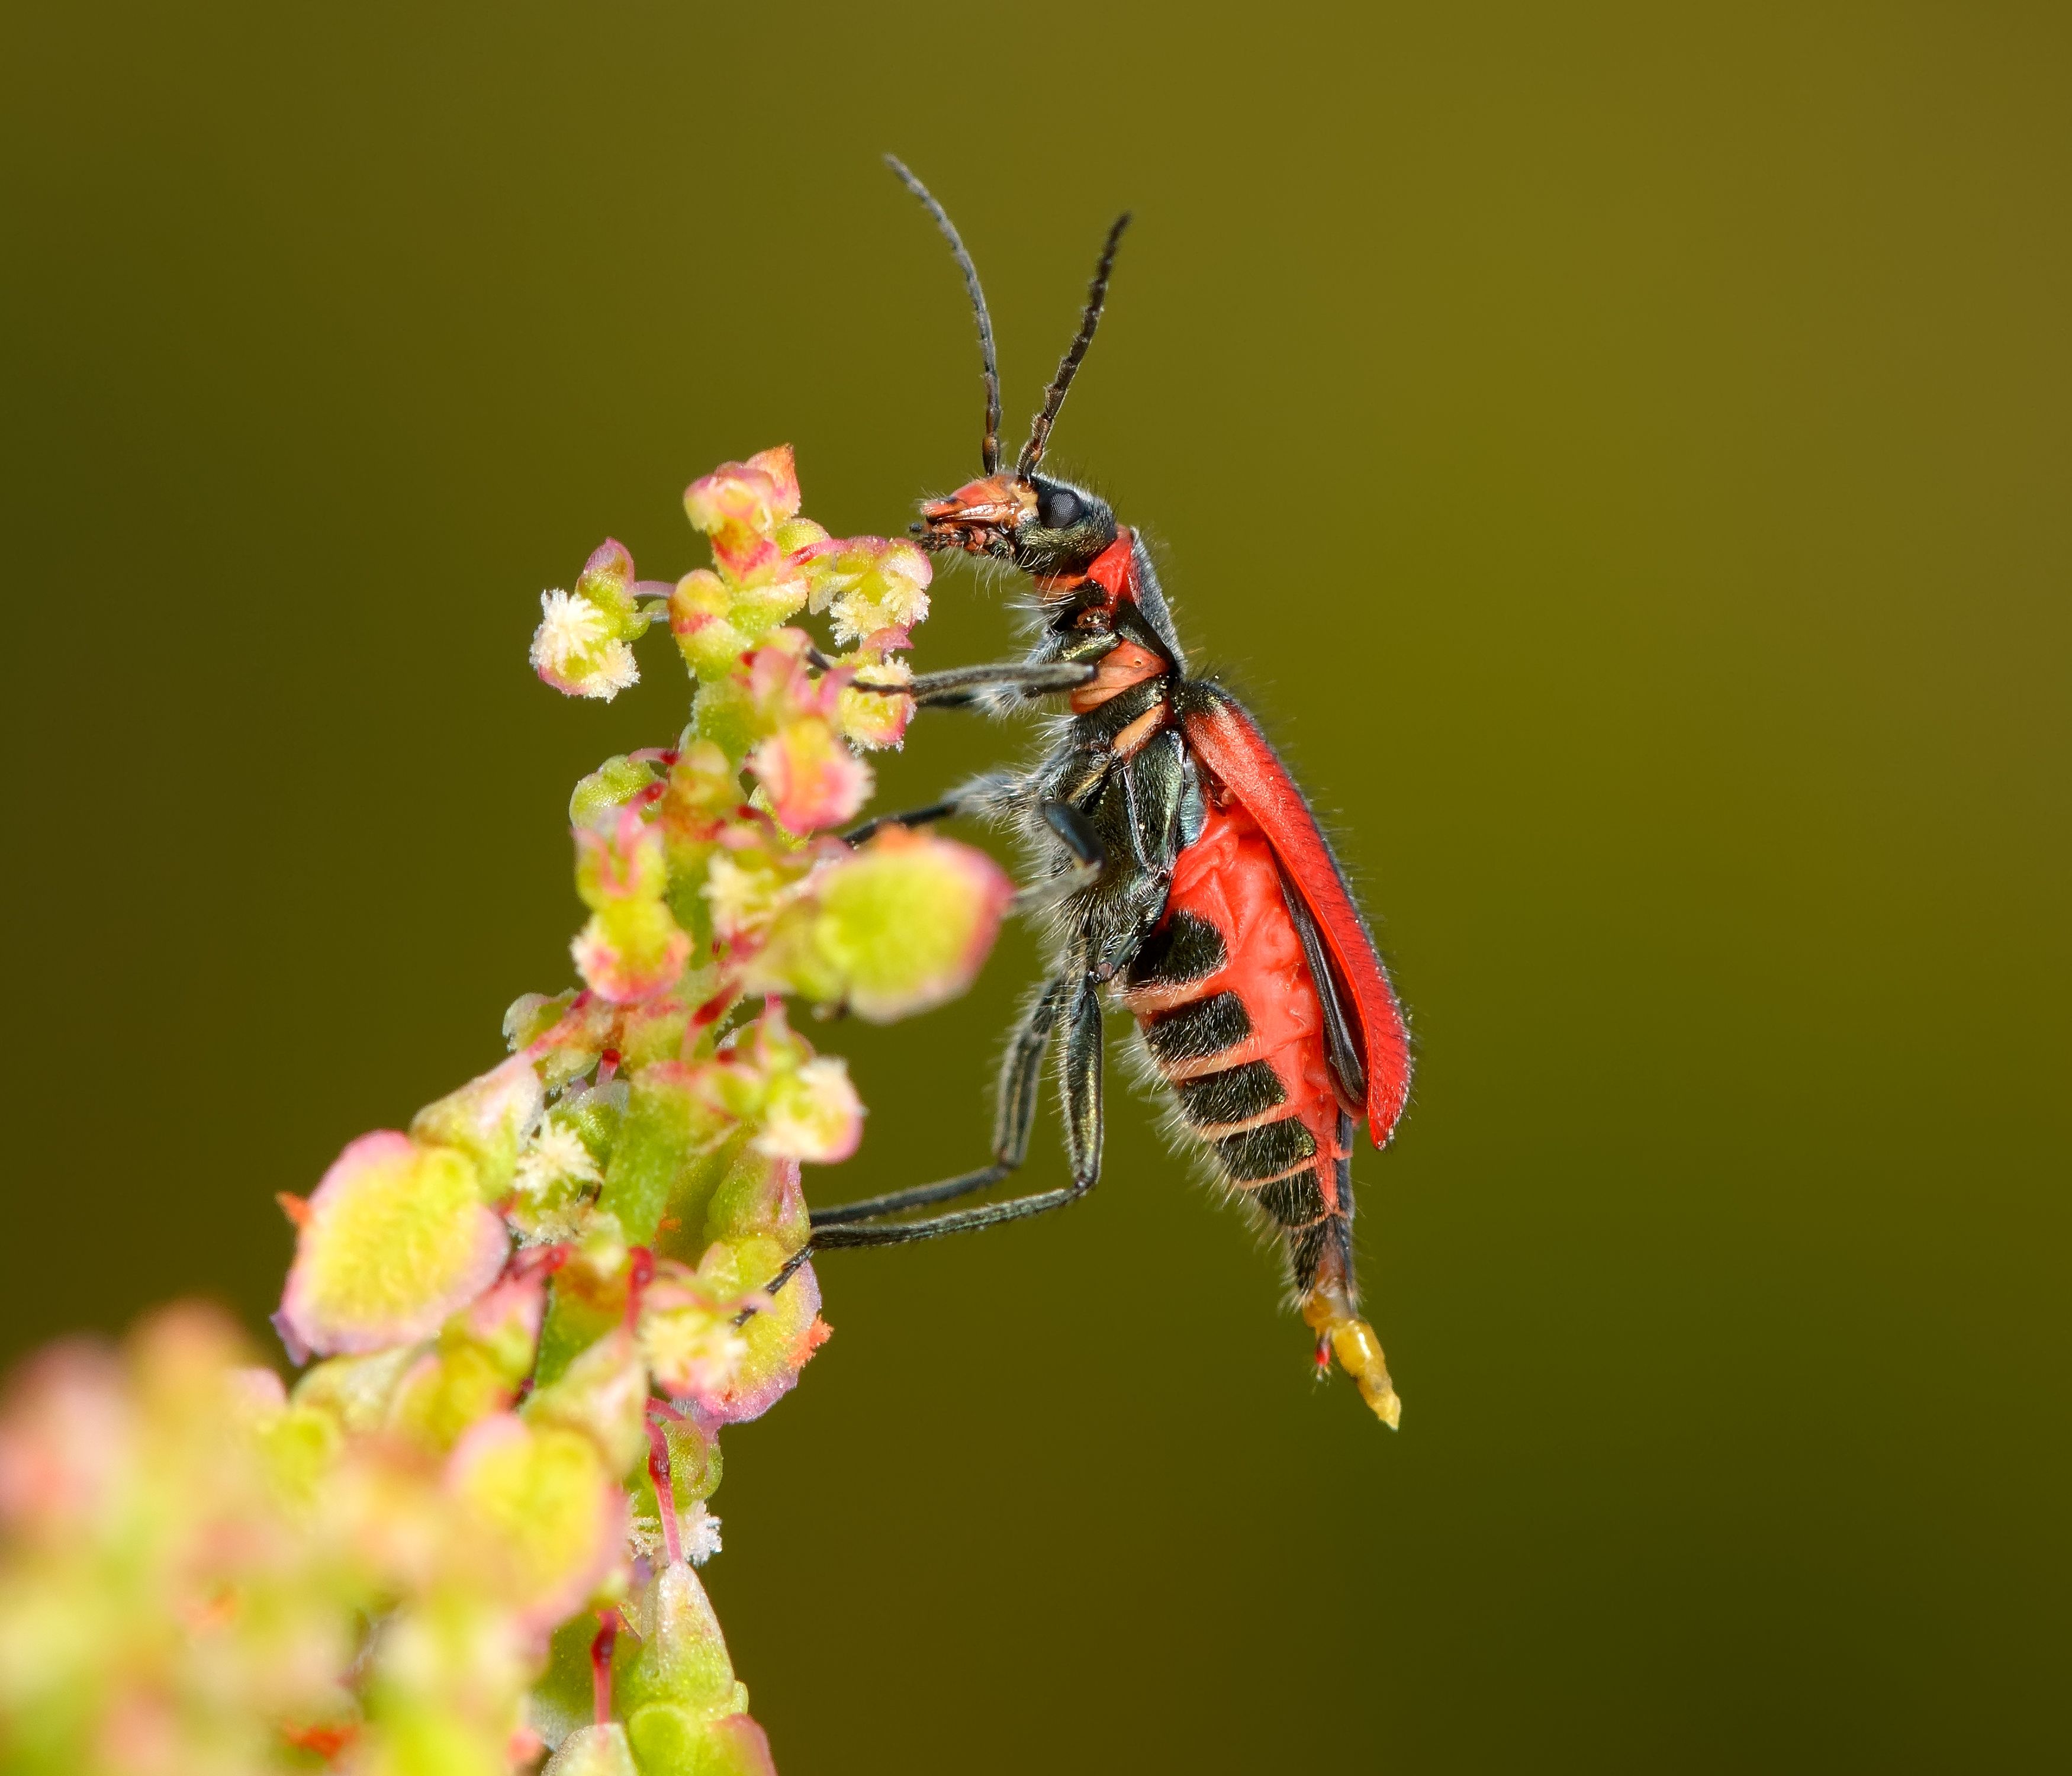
[690,983,740,1030]
[590,1607,623,1726]
[625,1246,655,1332]
[644,1414,683,1567]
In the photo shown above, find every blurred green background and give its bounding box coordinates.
[3,2,2066,1768]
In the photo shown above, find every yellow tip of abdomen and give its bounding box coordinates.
[1302,1293,1403,1428]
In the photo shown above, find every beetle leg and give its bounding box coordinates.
[1009,802,1107,913]
[841,778,1109,913]
[749,970,1104,1307]
[836,657,1098,709]
[841,771,1022,847]
[805,977,1066,1229]
[807,970,1104,1250]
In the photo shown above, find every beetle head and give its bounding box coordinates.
[915,472,1117,576]
[888,158,1129,581]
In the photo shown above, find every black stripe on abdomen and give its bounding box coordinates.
[1144,990,1250,1066]
[1254,1167,1328,1226]
[1175,1060,1286,1130]
[1124,910,1227,995]
[1213,1117,1318,1183]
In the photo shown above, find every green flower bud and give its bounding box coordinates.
[291,1343,422,1432]
[571,755,661,828]
[747,827,1014,1021]
[626,1710,777,1776]
[572,810,691,1003]
[445,1414,623,1631]
[523,1328,649,1479]
[505,990,607,1093]
[253,1402,342,1512]
[670,570,751,683]
[542,1723,640,1776]
[278,1134,507,1357]
[412,1056,545,1201]
[599,1065,735,1248]
[618,1562,748,1722]
[388,1342,519,1453]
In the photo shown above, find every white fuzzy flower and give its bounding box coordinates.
[588,638,640,695]
[530,588,606,672]
[625,1502,723,1567]
[682,1501,722,1565]
[513,1122,601,1198]
[626,1510,663,1561]
[530,590,641,700]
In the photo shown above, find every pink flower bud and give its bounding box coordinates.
[574,539,640,625]
[0,1341,129,1540]
[800,535,934,645]
[739,630,837,726]
[684,446,802,578]
[748,718,871,836]
[669,1255,828,1427]
[571,902,691,1003]
[574,806,673,905]
[639,1283,747,1404]
[742,445,800,519]
[836,674,916,751]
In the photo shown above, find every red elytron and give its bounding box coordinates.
[800,160,1413,1422]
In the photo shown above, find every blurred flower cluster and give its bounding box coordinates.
[0,448,1011,1774]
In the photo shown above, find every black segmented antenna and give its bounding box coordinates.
[1020,211,1131,478]
[885,156,1002,477]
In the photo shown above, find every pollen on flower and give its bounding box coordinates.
[532,590,606,672]
[532,591,642,701]
[589,639,640,695]
[513,1123,601,1198]
[626,1502,722,1567]
[682,1501,722,1566]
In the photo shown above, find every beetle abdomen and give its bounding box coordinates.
[1119,799,1354,1294]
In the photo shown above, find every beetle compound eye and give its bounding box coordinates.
[1040,487,1083,529]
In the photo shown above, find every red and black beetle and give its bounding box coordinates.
[803,160,1413,1423]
